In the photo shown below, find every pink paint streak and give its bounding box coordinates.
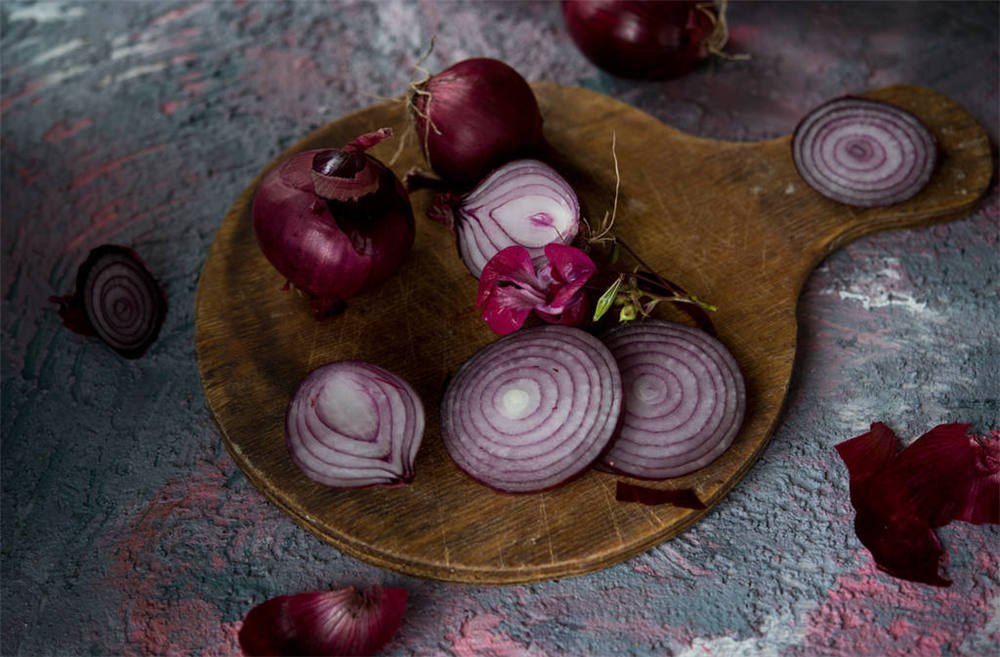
[448,613,547,657]
[43,117,93,142]
[70,144,166,190]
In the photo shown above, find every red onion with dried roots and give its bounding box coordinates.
[429,159,581,278]
[441,325,623,493]
[409,58,545,184]
[792,97,938,207]
[286,361,425,488]
[239,585,408,657]
[561,0,729,79]
[50,244,167,359]
[252,129,415,316]
[599,320,746,479]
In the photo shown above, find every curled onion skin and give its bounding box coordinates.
[252,130,415,314]
[791,96,938,207]
[286,361,425,488]
[430,159,581,279]
[50,244,167,359]
[410,58,544,184]
[441,325,623,494]
[599,320,746,479]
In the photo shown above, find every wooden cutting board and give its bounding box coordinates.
[195,83,992,584]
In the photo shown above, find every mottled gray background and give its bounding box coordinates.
[2,2,998,656]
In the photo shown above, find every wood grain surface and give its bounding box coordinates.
[194,83,992,584]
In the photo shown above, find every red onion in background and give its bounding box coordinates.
[792,96,938,207]
[252,129,415,316]
[441,325,623,493]
[599,319,746,479]
[561,0,728,79]
[50,244,167,359]
[286,361,425,488]
[428,159,581,278]
[408,58,545,184]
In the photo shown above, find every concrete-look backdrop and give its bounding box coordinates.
[2,2,997,656]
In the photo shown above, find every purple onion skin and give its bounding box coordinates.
[411,58,545,185]
[252,148,415,312]
[561,1,716,80]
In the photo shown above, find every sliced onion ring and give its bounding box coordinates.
[791,96,937,207]
[286,361,425,488]
[599,320,746,479]
[441,325,623,493]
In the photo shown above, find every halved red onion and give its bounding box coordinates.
[429,159,580,279]
[791,96,938,207]
[599,320,746,479]
[239,585,407,657]
[50,244,167,359]
[286,361,425,488]
[441,325,622,493]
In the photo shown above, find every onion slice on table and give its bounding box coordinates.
[286,361,425,488]
[429,159,581,279]
[599,320,746,479]
[791,96,938,207]
[441,325,623,493]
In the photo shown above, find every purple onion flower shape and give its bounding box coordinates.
[477,243,596,335]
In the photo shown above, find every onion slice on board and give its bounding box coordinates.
[286,361,425,488]
[441,325,623,493]
[791,96,938,207]
[599,320,746,479]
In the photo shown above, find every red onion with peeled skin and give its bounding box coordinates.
[561,1,724,79]
[791,97,938,207]
[239,585,408,657]
[428,159,581,279]
[599,319,746,479]
[409,58,544,184]
[286,361,425,488]
[252,129,415,316]
[50,244,167,359]
[441,325,623,494]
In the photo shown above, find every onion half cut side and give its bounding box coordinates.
[441,325,623,493]
[599,320,746,479]
[791,96,937,207]
[286,361,425,488]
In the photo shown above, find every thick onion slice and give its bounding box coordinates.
[791,96,937,207]
[441,325,623,493]
[286,361,425,488]
[599,320,746,479]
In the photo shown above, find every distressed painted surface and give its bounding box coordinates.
[1,1,997,656]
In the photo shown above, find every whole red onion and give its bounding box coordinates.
[561,0,723,79]
[252,129,415,315]
[409,58,544,184]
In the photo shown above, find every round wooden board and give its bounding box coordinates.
[195,83,991,584]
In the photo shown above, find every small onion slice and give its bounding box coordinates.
[791,96,937,207]
[599,320,746,479]
[441,325,623,493]
[286,361,425,488]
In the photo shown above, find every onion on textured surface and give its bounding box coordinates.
[239,585,407,657]
[428,159,580,279]
[252,129,415,315]
[441,325,623,493]
[50,244,167,359]
[409,58,544,184]
[286,361,425,488]
[599,319,746,479]
[792,96,938,207]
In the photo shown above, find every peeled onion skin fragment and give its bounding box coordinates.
[835,422,1000,586]
[238,585,408,657]
[598,320,746,479]
[791,96,938,208]
[285,361,425,489]
[441,325,623,494]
